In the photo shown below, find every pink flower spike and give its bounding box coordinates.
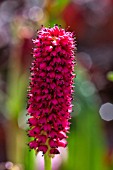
[27,25,76,156]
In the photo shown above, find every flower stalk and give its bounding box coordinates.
[44,152,51,170]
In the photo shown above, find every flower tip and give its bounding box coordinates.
[54,24,58,26]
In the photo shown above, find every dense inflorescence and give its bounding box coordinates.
[27,25,76,156]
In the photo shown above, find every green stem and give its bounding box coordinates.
[44,153,52,170]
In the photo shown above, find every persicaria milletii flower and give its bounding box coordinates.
[27,25,76,156]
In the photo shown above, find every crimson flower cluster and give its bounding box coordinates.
[27,25,76,156]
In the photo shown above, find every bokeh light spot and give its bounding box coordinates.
[107,71,113,82]
[5,162,13,169]
[29,6,44,21]
[80,81,96,97]
[99,103,113,121]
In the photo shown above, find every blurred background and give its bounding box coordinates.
[0,0,113,170]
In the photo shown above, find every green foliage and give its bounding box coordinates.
[6,73,27,119]
[24,137,35,170]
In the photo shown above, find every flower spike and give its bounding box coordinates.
[27,25,76,156]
